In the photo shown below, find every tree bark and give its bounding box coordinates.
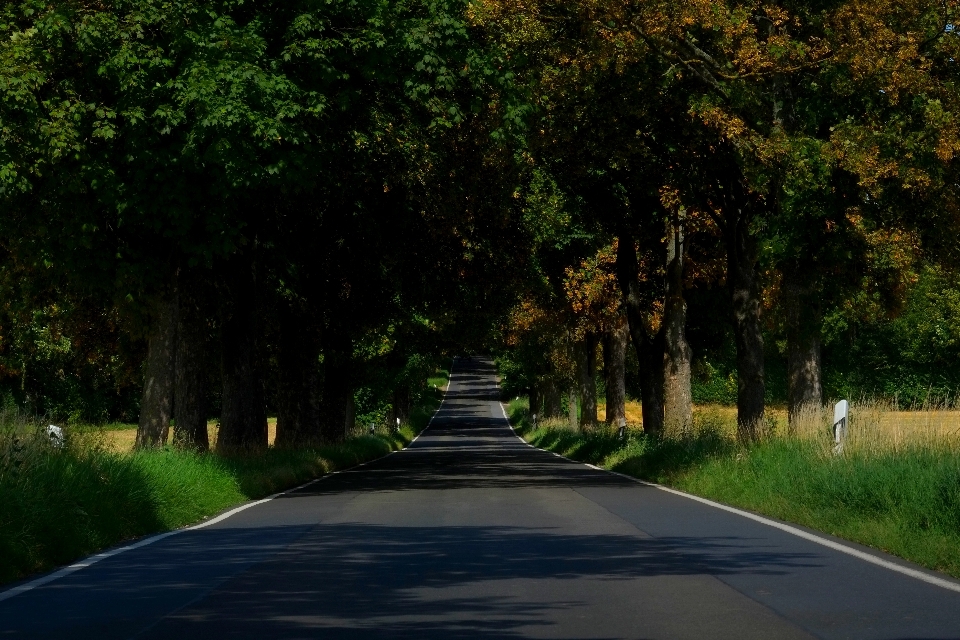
[577,333,598,429]
[568,387,579,430]
[135,295,177,449]
[603,313,628,425]
[390,384,411,425]
[783,266,822,426]
[542,379,563,418]
[616,235,664,435]
[173,271,209,451]
[663,217,693,434]
[218,257,267,452]
[275,302,321,447]
[529,382,542,419]
[727,215,765,441]
[344,393,356,434]
[320,333,352,443]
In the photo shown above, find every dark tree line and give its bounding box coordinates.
[3,0,960,447]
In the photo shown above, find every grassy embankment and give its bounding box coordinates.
[0,368,449,586]
[509,397,960,580]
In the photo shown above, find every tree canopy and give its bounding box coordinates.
[1,0,959,446]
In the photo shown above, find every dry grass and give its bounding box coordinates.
[790,401,960,454]
[599,399,960,453]
[599,401,787,434]
[102,419,279,453]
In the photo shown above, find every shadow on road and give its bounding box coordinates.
[129,520,821,639]
[0,355,834,640]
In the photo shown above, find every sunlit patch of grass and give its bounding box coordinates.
[427,369,450,392]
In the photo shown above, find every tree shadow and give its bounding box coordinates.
[134,522,820,639]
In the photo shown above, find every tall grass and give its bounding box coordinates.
[508,397,960,579]
[0,380,444,586]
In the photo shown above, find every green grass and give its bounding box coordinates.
[0,384,443,586]
[427,369,450,390]
[507,397,960,580]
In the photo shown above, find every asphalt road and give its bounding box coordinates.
[3,357,960,639]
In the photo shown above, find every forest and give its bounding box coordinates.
[0,0,960,450]
[2,0,959,445]
[4,0,960,584]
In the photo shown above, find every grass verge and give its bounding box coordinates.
[0,380,444,586]
[508,397,960,580]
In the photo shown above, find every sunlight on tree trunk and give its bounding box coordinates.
[568,387,579,430]
[602,313,628,426]
[783,267,823,428]
[663,217,692,434]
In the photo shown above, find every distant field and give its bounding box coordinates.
[599,400,960,448]
[599,401,787,428]
[102,419,279,453]
[99,370,452,453]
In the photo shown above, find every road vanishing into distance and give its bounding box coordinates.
[3,357,960,639]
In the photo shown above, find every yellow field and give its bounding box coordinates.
[102,419,279,453]
[597,401,780,429]
[597,400,960,450]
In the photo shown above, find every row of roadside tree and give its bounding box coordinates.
[2,0,960,444]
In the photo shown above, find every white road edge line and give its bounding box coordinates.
[0,362,457,604]
[498,401,960,595]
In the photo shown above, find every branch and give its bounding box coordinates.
[633,25,729,99]
[673,35,724,73]
[919,22,952,55]
[918,0,952,54]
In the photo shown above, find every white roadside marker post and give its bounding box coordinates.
[395,417,400,432]
[618,416,627,442]
[532,413,537,428]
[833,399,848,455]
[46,425,64,449]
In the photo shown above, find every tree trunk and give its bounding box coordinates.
[529,382,542,419]
[218,257,267,452]
[568,387,579,430]
[275,302,321,447]
[663,217,693,434]
[135,295,177,448]
[616,235,664,435]
[577,333,598,429]
[173,272,209,451]
[727,216,765,441]
[321,334,352,443]
[603,313,628,425]
[543,379,563,418]
[788,333,822,425]
[783,267,822,426]
[390,384,411,425]
[344,393,355,434]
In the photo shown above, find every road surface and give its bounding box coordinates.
[2,357,960,639]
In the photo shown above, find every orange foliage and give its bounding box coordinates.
[563,243,621,338]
